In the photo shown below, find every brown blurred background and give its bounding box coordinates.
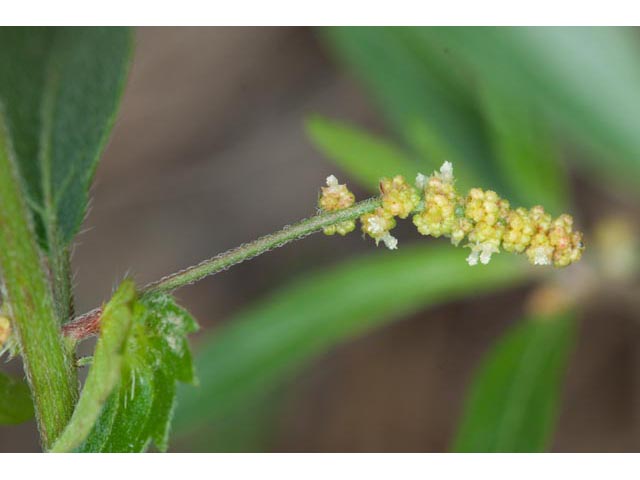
[1,27,639,452]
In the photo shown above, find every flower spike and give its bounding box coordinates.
[318,163,585,267]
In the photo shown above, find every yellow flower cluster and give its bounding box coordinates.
[413,163,458,237]
[318,175,357,236]
[380,175,420,219]
[318,162,585,267]
[463,188,511,265]
[360,207,398,250]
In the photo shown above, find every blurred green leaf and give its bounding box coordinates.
[322,27,495,190]
[0,27,132,249]
[175,244,532,437]
[479,81,569,214]
[0,372,34,425]
[78,291,198,452]
[452,310,576,452]
[177,392,283,452]
[318,27,575,205]
[306,115,419,192]
[418,27,640,189]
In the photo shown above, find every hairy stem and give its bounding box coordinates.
[63,198,382,339]
[142,197,382,294]
[0,113,76,448]
[49,241,75,322]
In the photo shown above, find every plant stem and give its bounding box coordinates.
[142,197,382,295]
[63,198,382,339]
[49,239,75,323]
[0,114,77,448]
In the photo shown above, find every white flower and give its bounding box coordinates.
[415,173,427,190]
[479,242,499,265]
[439,161,454,183]
[466,241,499,266]
[326,175,339,187]
[379,232,398,250]
[367,216,385,236]
[532,246,553,266]
[466,249,479,266]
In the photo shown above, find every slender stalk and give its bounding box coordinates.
[142,197,382,295]
[0,114,76,448]
[63,198,382,339]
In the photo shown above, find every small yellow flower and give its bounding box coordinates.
[380,175,420,219]
[360,207,398,250]
[319,175,356,236]
[451,216,473,247]
[548,214,585,267]
[524,206,554,266]
[319,175,355,212]
[502,207,535,253]
[529,205,552,232]
[463,189,510,265]
[413,162,460,238]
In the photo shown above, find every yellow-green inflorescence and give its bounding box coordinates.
[318,175,358,236]
[318,162,585,268]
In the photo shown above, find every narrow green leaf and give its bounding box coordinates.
[0,372,34,425]
[51,280,136,453]
[418,27,640,190]
[452,310,576,452]
[79,293,198,452]
[306,115,420,191]
[175,244,531,436]
[179,390,283,452]
[479,82,569,215]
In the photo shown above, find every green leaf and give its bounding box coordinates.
[452,310,576,452]
[0,371,34,425]
[175,244,531,436]
[306,115,420,192]
[417,27,640,190]
[78,292,198,452]
[51,280,136,452]
[0,27,133,248]
[178,390,283,452]
[478,82,569,215]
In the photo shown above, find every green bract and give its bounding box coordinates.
[78,291,198,452]
[52,286,199,453]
